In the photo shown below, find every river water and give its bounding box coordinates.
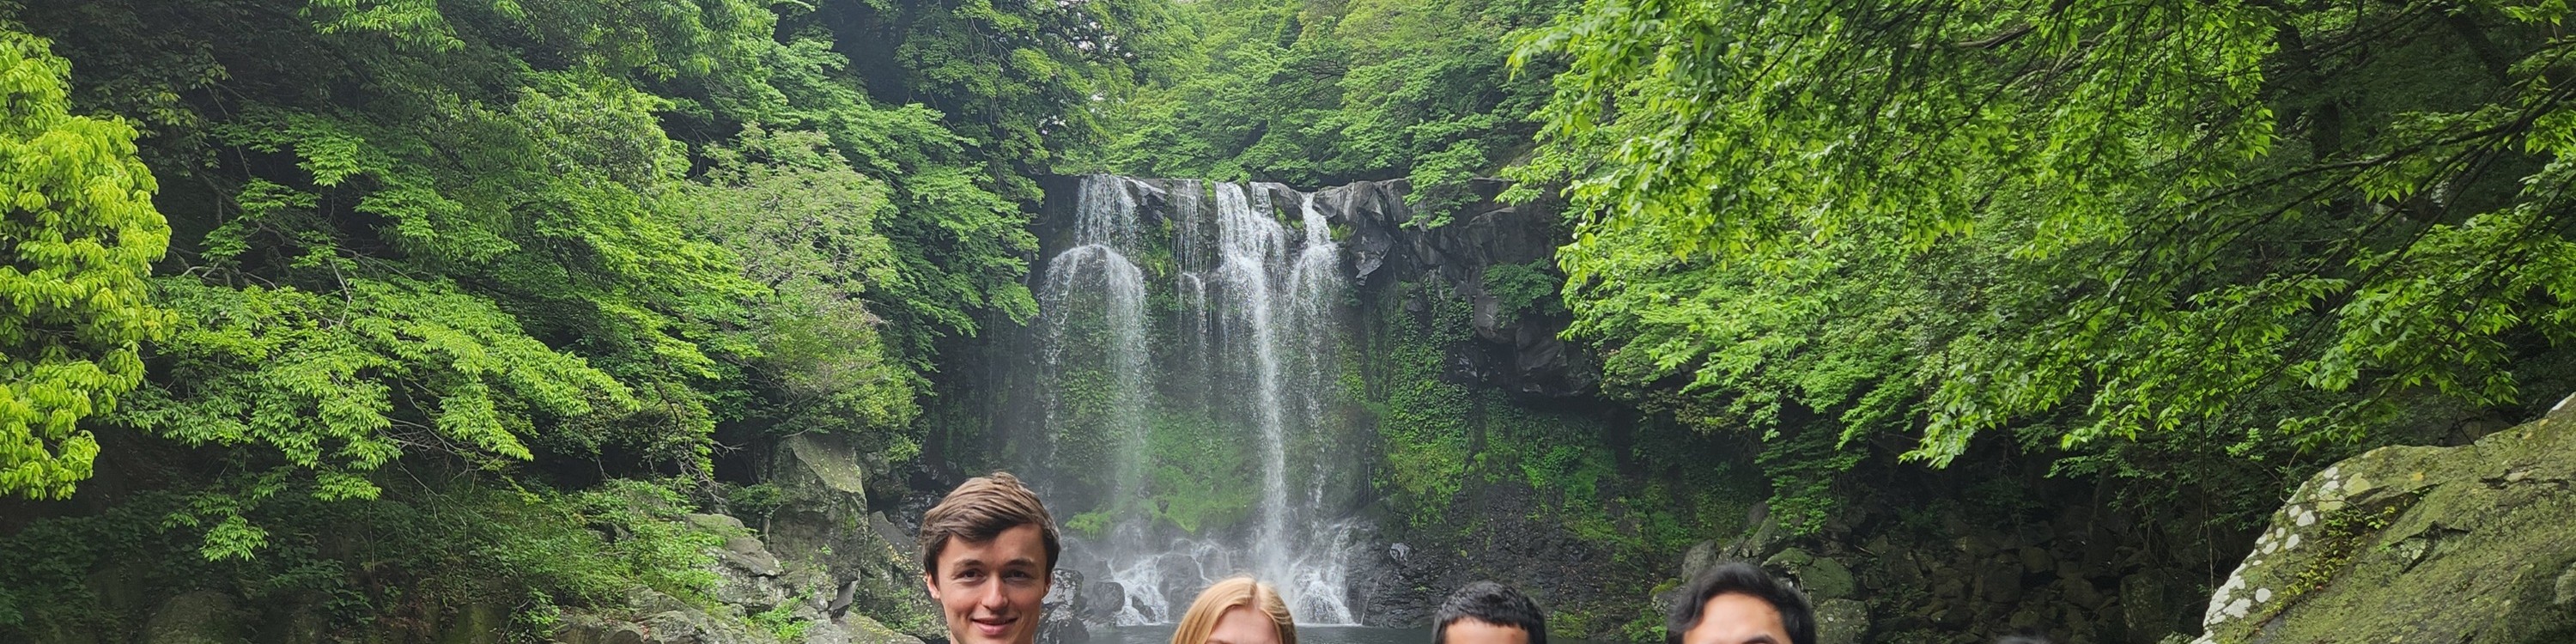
[1094,624,1610,644]
[1096,625,1432,644]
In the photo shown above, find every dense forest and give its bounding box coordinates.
[3,0,2575,642]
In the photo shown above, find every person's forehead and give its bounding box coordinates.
[937,524,1049,564]
[1208,605,1276,644]
[1442,618,1530,644]
[1685,593,1787,644]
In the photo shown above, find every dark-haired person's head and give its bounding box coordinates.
[1994,636,2052,644]
[1665,562,1814,644]
[1433,581,1546,644]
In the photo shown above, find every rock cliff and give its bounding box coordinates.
[2184,398,2576,643]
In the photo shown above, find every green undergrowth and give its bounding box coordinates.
[1364,276,1762,566]
[0,476,722,642]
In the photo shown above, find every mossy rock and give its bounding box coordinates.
[1763,548,1857,601]
[2188,410,2576,643]
[140,591,246,644]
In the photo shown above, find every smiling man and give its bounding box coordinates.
[920,472,1063,644]
[1666,563,1815,644]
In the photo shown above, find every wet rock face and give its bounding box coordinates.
[2189,405,2576,644]
[1327,178,1595,399]
[763,433,943,641]
[555,514,926,644]
[1037,569,1090,644]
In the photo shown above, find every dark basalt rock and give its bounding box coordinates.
[1037,569,1089,644]
[1320,178,1596,399]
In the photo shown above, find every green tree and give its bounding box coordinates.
[671,125,918,438]
[1084,0,1573,217]
[1514,0,2576,522]
[0,28,170,500]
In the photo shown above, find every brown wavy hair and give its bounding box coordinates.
[917,471,1061,575]
[1170,577,1297,644]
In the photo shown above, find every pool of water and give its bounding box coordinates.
[1095,624,1434,644]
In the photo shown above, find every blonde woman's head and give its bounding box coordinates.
[1170,577,1297,644]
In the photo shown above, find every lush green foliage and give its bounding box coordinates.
[2,0,1139,515]
[0,29,170,500]
[0,0,1151,633]
[1513,0,2576,522]
[1084,0,1576,217]
[0,477,722,641]
[672,126,917,438]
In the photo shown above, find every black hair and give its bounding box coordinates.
[1664,562,1815,644]
[1433,581,1547,644]
[1994,636,2052,644]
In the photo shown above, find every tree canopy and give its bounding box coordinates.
[0,30,172,500]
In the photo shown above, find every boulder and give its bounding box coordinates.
[1680,540,1720,580]
[553,614,651,644]
[837,613,927,644]
[2188,407,2576,643]
[1762,548,1856,601]
[766,433,941,641]
[1812,598,1870,644]
[1038,569,1090,644]
[723,536,787,578]
[435,602,510,644]
[141,591,246,644]
[2117,573,2181,644]
[781,434,867,498]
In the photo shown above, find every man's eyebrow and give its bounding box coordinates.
[1742,636,1782,644]
[1001,556,1039,567]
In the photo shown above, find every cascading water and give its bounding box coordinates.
[1036,177,1153,527]
[1030,175,1369,627]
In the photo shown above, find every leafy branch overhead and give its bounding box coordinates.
[1514,0,2576,470]
[0,0,1143,556]
[0,31,172,501]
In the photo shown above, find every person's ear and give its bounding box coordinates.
[924,573,941,601]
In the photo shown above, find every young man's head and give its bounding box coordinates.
[1665,562,1815,644]
[920,472,1063,644]
[1433,581,1546,644]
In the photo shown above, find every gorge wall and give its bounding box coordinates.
[934,173,1662,631]
[932,174,2461,644]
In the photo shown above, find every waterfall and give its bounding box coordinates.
[1034,175,1367,626]
[1038,176,1152,534]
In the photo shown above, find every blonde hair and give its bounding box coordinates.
[1170,577,1297,644]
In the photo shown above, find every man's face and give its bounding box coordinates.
[1441,618,1531,644]
[925,524,1052,644]
[1679,592,1791,644]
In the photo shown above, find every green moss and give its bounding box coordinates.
[2287,493,2417,600]
[1365,280,1478,526]
[1142,406,1261,533]
[1066,512,1113,538]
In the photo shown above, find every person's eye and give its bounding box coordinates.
[955,569,985,581]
